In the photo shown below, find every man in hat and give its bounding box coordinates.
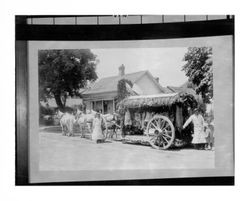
[183,108,207,149]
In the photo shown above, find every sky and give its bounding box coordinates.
[91,47,189,87]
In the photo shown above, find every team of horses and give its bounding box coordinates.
[56,108,121,140]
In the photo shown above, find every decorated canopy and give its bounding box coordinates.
[118,92,198,109]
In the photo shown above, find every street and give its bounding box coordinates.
[39,128,215,171]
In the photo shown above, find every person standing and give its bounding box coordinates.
[183,108,207,149]
[204,119,214,150]
[124,109,132,131]
[92,112,105,143]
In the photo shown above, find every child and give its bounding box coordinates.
[204,120,214,150]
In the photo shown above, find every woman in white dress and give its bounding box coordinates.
[92,112,105,143]
[183,108,207,149]
[124,109,132,126]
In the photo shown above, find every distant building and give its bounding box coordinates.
[164,81,197,96]
[81,65,165,114]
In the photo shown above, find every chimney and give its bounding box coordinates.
[155,77,159,83]
[118,64,125,76]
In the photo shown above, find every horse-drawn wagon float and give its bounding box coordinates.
[117,91,199,150]
[55,90,199,150]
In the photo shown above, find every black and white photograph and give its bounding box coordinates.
[38,47,214,171]
[1,0,249,197]
[15,14,234,185]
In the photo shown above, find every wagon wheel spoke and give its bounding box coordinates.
[155,119,162,129]
[149,135,158,143]
[162,129,172,138]
[153,136,162,146]
[160,120,166,130]
[159,119,166,130]
[164,128,172,135]
[161,122,170,131]
[162,135,171,144]
[160,120,168,130]
[162,127,169,133]
[156,138,162,147]
[150,122,158,130]
[158,136,168,147]
[164,124,171,131]
[156,119,162,129]
[163,132,172,139]
[162,135,172,140]
[163,128,172,134]
[152,119,158,128]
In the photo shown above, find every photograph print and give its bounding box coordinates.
[38,46,215,172]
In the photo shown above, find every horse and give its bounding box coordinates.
[102,113,121,139]
[75,109,97,138]
[75,108,121,139]
[56,109,76,137]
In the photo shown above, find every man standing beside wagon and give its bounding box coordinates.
[183,108,207,150]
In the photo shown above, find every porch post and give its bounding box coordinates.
[113,99,115,113]
[102,100,104,114]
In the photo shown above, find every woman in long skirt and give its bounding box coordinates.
[124,109,132,134]
[92,112,105,143]
[183,108,207,149]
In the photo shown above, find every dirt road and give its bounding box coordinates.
[39,131,214,171]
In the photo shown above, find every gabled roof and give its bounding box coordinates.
[164,81,197,96]
[164,86,178,93]
[82,70,148,95]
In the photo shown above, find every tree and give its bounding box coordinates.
[182,47,213,104]
[39,49,98,108]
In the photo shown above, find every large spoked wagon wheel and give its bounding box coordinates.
[146,115,175,150]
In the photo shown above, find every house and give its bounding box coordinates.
[81,64,165,114]
[164,81,197,96]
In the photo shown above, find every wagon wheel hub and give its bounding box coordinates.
[155,129,163,134]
